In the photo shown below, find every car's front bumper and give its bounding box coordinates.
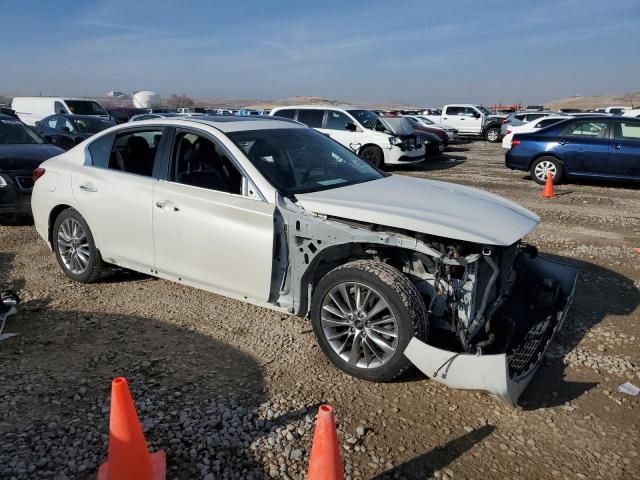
[385,145,425,165]
[0,173,33,216]
[405,254,579,405]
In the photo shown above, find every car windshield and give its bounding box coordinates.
[72,117,114,133]
[0,118,44,144]
[65,100,107,115]
[227,128,384,196]
[476,106,493,115]
[379,117,413,135]
[416,116,434,125]
[347,109,379,130]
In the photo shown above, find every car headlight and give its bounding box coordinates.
[389,136,403,146]
[0,175,7,188]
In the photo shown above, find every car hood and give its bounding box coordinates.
[295,175,540,246]
[0,144,64,171]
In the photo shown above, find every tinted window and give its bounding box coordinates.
[614,121,640,141]
[534,118,564,129]
[325,110,351,130]
[561,121,608,138]
[72,117,114,133]
[88,133,115,168]
[54,102,67,114]
[296,109,324,128]
[346,110,380,130]
[0,117,44,145]
[65,100,107,116]
[274,109,295,119]
[445,106,463,115]
[45,116,58,129]
[525,113,545,121]
[228,128,384,196]
[171,131,242,194]
[107,129,163,176]
[514,114,526,121]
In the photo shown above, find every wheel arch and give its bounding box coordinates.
[48,204,74,249]
[528,152,565,172]
[358,143,385,157]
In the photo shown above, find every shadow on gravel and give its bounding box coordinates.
[371,425,495,479]
[519,174,640,190]
[520,253,639,410]
[389,157,465,174]
[0,214,33,226]
[0,253,311,480]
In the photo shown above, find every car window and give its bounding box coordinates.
[45,117,58,129]
[561,121,608,138]
[534,118,564,129]
[346,110,379,130]
[526,113,545,121]
[54,101,67,114]
[171,131,242,194]
[325,110,351,130]
[58,118,74,132]
[296,109,324,128]
[274,109,295,119]
[0,117,44,144]
[445,106,463,116]
[515,114,526,121]
[614,121,640,141]
[106,129,163,176]
[228,128,384,196]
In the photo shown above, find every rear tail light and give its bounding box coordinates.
[511,138,521,148]
[33,167,46,182]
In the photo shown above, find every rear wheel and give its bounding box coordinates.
[310,260,427,382]
[52,208,104,283]
[360,146,384,169]
[530,156,563,185]
[485,127,500,143]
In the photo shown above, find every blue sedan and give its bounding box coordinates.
[505,116,640,184]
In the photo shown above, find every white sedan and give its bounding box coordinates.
[30,116,577,403]
[502,116,569,151]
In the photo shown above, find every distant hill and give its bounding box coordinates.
[545,92,640,110]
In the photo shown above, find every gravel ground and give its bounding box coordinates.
[0,140,638,480]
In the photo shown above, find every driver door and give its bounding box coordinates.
[152,128,275,301]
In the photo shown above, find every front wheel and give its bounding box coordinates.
[310,260,427,382]
[485,127,500,143]
[359,146,384,169]
[530,156,563,185]
[52,208,104,282]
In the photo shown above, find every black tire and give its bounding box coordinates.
[310,260,427,382]
[485,127,500,143]
[52,208,104,283]
[360,146,384,169]
[530,156,563,185]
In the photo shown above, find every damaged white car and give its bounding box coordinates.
[31,117,577,404]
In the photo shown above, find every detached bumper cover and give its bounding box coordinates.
[405,254,579,405]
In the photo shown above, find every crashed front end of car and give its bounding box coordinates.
[403,240,578,405]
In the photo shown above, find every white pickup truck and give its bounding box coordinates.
[426,104,505,142]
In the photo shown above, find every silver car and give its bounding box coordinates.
[500,111,562,136]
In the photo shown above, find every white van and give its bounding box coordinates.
[11,97,110,126]
[270,106,424,167]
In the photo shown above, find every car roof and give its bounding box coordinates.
[130,115,305,132]
[271,105,357,111]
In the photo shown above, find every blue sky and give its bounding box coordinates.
[1,0,638,105]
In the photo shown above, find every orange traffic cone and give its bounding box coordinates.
[307,405,345,480]
[97,377,166,480]
[541,172,556,198]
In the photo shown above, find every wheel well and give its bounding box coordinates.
[47,204,72,248]
[528,152,564,172]
[358,143,383,156]
[298,243,413,315]
[483,123,501,134]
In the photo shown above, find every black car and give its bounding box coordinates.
[415,130,445,157]
[0,114,64,219]
[35,114,116,150]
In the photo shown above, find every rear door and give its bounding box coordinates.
[72,127,165,271]
[556,120,610,177]
[152,127,275,301]
[317,109,361,150]
[609,119,640,179]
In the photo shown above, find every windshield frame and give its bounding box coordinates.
[227,127,386,197]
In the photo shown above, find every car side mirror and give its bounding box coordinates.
[345,122,357,132]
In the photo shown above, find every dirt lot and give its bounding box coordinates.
[1,141,638,480]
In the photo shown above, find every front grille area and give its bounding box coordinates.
[400,135,418,150]
[14,176,34,191]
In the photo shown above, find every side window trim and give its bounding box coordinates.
[165,126,265,201]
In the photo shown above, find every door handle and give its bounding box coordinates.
[155,200,179,212]
[442,117,448,120]
[559,140,569,146]
[79,182,97,192]
[612,144,621,150]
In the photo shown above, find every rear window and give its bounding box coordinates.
[561,121,608,138]
[0,118,44,145]
[296,110,324,128]
[274,109,295,119]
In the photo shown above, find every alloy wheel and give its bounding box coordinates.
[57,218,90,275]
[534,160,557,182]
[320,282,398,369]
